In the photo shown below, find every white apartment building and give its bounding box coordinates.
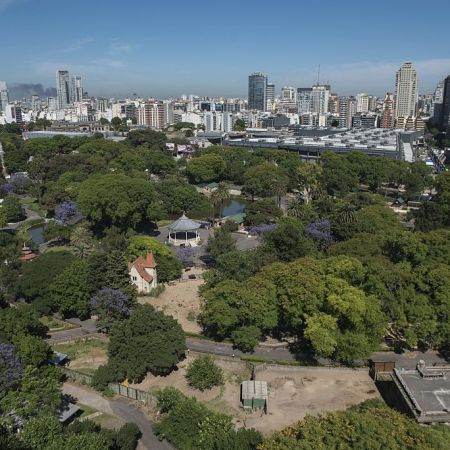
[356,93,369,113]
[395,62,418,118]
[311,85,330,115]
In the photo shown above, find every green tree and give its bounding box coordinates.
[304,313,338,357]
[0,305,47,342]
[245,198,282,225]
[70,224,95,258]
[294,163,322,204]
[186,355,224,391]
[107,305,185,382]
[110,116,122,130]
[232,118,246,131]
[186,154,226,183]
[20,415,62,450]
[50,260,91,318]
[126,129,167,148]
[77,174,159,230]
[12,335,52,368]
[206,228,236,261]
[242,162,288,201]
[210,182,230,219]
[1,194,25,222]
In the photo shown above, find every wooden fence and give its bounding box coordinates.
[61,367,157,408]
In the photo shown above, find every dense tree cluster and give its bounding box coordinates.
[261,399,450,449]
[154,387,263,450]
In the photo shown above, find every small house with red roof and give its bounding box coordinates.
[129,253,158,293]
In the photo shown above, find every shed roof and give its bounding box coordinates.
[131,253,157,283]
[168,214,201,231]
[241,380,268,400]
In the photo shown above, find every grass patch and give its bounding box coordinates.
[21,196,45,216]
[52,338,108,360]
[157,219,173,227]
[78,403,97,418]
[40,316,77,332]
[239,355,318,366]
[44,245,75,254]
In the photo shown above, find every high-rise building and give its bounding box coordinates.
[281,86,296,102]
[248,72,267,111]
[381,92,395,128]
[441,75,450,133]
[367,95,377,112]
[56,70,71,110]
[266,83,275,111]
[297,88,312,113]
[328,93,339,114]
[339,96,357,128]
[0,81,9,112]
[310,84,330,114]
[394,62,418,119]
[137,100,165,129]
[71,76,83,103]
[356,93,369,113]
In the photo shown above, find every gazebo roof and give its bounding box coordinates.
[168,214,201,232]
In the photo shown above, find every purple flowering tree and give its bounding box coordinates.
[0,183,15,197]
[91,288,131,332]
[54,201,78,225]
[0,342,23,399]
[176,247,195,266]
[248,223,278,236]
[306,219,335,250]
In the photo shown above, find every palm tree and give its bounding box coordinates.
[210,182,230,221]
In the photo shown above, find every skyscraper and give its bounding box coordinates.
[71,75,83,103]
[266,83,275,111]
[394,62,418,119]
[297,88,312,113]
[0,81,9,112]
[56,70,71,110]
[441,75,450,133]
[339,96,357,128]
[248,72,267,111]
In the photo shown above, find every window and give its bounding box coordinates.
[132,276,137,281]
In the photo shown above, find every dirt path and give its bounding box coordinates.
[63,383,174,450]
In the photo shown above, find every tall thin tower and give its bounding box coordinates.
[394,62,418,119]
[56,70,71,110]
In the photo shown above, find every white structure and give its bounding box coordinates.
[168,214,201,246]
[129,253,158,293]
[311,85,330,115]
[395,62,418,119]
[71,75,83,103]
[356,93,369,113]
[0,81,9,112]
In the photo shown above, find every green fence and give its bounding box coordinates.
[62,367,157,408]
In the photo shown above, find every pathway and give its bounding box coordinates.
[63,382,174,450]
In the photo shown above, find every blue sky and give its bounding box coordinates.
[1,0,450,98]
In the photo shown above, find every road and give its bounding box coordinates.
[63,383,174,450]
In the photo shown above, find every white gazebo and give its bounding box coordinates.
[168,214,202,246]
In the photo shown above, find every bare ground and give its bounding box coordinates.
[249,367,379,433]
[139,270,204,334]
[130,354,379,435]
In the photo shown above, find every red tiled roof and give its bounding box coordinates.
[131,253,157,283]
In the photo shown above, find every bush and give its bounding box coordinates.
[115,423,142,450]
[185,355,224,391]
[91,364,119,391]
[147,284,165,297]
[156,387,186,413]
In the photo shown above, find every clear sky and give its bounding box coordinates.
[1,0,450,98]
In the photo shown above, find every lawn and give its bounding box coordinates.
[52,338,108,360]
[20,196,46,217]
[77,403,123,429]
[40,316,78,332]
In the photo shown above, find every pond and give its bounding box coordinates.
[28,224,46,245]
[221,198,249,217]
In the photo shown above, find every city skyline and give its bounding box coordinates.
[1,0,450,98]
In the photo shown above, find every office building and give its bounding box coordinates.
[381,92,395,129]
[0,81,9,112]
[71,76,83,103]
[297,88,312,113]
[328,93,339,114]
[5,104,23,124]
[248,72,267,111]
[352,112,377,128]
[56,70,71,109]
[311,84,330,115]
[281,86,296,102]
[441,75,450,133]
[266,83,275,110]
[395,62,418,119]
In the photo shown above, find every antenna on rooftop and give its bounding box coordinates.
[317,64,321,86]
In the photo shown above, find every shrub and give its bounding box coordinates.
[91,364,119,391]
[156,387,186,413]
[185,355,224,391]
[231,325,261,352]
[114,423,142,450]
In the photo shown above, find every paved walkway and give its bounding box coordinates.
[63,383,174,450]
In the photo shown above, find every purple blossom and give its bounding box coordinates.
[0,183,15,195]
[248,223,278,236]
[306,219,335,250]
[55,201,78,225]
[10,173,31,193]
[176,247,195,263]
[91,288,130,331]
[0,342,23,399]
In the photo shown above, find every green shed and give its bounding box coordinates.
[241,380,268,413]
